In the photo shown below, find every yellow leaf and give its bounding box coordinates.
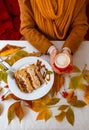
[0,44,25,56]
[66,107,74,126]
[36,108,52,121]
[15,102,24,121]
[5,50,29,66]
[69,74,83,89]
[55,111,66,122]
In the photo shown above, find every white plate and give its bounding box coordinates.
[8,57,54,100]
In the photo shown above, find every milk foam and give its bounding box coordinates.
[55,53,70,68]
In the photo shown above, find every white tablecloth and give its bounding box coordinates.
[0,40,89,130]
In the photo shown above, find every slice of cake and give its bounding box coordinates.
[14,64,45,93]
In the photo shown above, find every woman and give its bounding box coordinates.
[18,0,88,74]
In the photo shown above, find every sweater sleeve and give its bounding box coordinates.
[18,0,52,54]
[63,1,89,54]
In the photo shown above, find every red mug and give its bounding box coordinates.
[54,53,73,72]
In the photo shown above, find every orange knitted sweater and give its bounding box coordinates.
[18,0,88,54]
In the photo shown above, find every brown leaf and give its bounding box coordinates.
[66,107,74,126]
[73,65,81,72]
[55,111,66,122]
[0,103,3,115]
[70,97,86,108]
[15,102,24,121]
[24,100,32,108]
[50,73,64,96]
[3,94,21,101]
[0,44,25,56]
[36,108,52,121]
[58,105,69,110]
[47,98,60,105]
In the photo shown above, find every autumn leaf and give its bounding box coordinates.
[70,97,86,108]
[73,65,81,73]
[66,107,74,126]
[0,69,7,83]
[8,102,16,124]
[84,87,89,104]
[55,111,66,122]
[7,101,24,124]
[66,90,74,103]
[36,108,52,121]
[0,103,3,115]
[24,100,32,108]
[83,69,89,83]
[15,102,24,121]
[47,98,60,105]
[69,74,83,89]
[50,73,64,96]
[31,101,46,112]
[0,44,25,56]
[3,94,21,101]
[58,105,69,110]
[5,50,29,66]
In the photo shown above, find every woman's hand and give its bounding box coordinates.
[50,48,73,74]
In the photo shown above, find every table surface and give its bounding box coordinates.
[0,40,89,130]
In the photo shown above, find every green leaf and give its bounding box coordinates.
[55,111,66,122]
[69,74,83,89]
[46,70,53,75]
[58,105,69,110]
[66,107,74,126]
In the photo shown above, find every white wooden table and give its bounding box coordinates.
[0,40,89,130]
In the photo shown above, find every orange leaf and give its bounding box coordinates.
[36,108,52,121]
[67,90,74,103]
[0,44,25,56]
[15,102,24,121]
[55,111,66,122]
